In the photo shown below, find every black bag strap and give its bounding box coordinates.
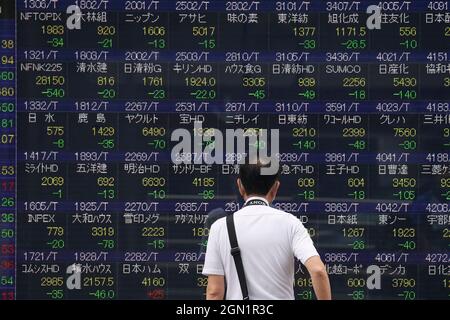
[226,213,249,300]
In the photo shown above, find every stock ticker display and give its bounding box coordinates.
[0,0,449,300]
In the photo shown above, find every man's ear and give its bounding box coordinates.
[237,178,246,197]
[268,180,280,201]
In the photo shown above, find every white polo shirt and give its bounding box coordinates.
[202,196,319,300]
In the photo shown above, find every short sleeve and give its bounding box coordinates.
[292,218,319,264]
[202,221,225,276]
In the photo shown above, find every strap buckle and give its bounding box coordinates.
[230,246,240,256]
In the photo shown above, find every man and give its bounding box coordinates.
[202,162,331,300]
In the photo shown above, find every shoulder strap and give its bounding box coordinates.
[226,213,250,300]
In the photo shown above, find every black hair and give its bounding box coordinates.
[238,161,280,196]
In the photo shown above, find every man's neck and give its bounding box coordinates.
[244,195,270,205]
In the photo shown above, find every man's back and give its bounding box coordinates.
[203,201,318,300]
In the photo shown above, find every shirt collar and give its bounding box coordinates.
[245,196,270,206]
